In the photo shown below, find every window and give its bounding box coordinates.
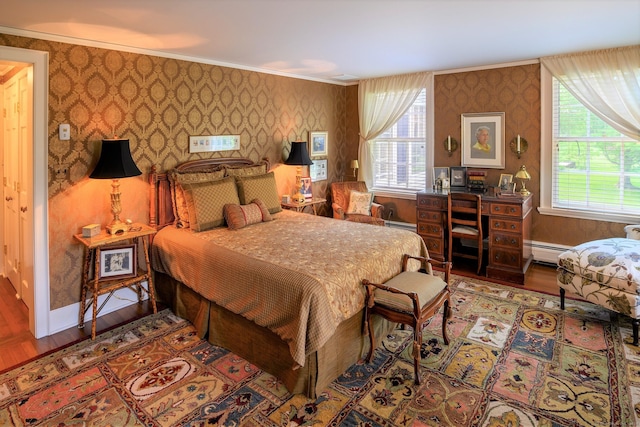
[371,89,426,192]
[551,78,640,217]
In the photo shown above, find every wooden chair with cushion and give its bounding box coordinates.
[448,192,483,274]
[363,254,452,385]
[330,181,385,226]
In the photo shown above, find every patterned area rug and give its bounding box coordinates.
[0,276,637,426]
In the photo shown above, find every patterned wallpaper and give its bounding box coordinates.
[0,33,623,311]
[432,64,624,246]
[0,34,350,309]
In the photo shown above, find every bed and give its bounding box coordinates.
[149,158,429,398]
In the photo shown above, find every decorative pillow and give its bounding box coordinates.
[224,199,272,230]
[169,168,226,228]
[234,172,282,214]
[181,176,240,232]
[224,161,268,177]
[346,190,373,215]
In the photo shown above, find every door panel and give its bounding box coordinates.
[3,77,19,292]
[18,70,33,311]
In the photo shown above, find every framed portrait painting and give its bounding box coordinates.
[310,131,328,157]
[461,112,505,168]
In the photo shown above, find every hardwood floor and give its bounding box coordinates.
[0,261,559,374]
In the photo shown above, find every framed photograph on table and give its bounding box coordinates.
[461,112,505,169]
[498,174,513,191]
[433,167,449,182]
[310,131,328,157]
[450,167,467,188]
[99,244,137,280]
[300,177,313,200]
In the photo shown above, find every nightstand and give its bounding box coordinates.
[281,197,327,215]
[74,223,157,339]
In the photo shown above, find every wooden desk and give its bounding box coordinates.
[74,223,157,339]
[417,190,533,284]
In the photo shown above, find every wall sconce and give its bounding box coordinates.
[515,165,531,196]
[89,138,142,234]
[350,159,359,177]
[509,134,528,159]
[444,135,459,157]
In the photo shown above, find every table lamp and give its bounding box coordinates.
[350,159,359,178]
[89,138,142,234]
[515,165,531,196]
[284,141,313,204]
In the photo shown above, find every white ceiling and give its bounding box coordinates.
[0,0,638,84]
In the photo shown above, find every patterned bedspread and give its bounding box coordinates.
[151,210,428,367]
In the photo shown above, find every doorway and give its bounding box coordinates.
[0,46,49,339]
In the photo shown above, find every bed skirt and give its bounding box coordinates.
[154,271,394,398]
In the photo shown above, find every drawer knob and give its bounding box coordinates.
[511,224,516,229]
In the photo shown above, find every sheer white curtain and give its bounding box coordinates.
[541,45,640,139]
[358,72,432,187]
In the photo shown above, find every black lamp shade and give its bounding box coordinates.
[284,141,313,166]
[89,139,142,179]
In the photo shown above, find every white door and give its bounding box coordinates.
[3,73,20,293]
[2,67,33,312]
[18,68,34,311]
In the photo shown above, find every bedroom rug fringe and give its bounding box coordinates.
[0,275,637,426]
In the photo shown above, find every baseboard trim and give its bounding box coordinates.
[49,286,148,335]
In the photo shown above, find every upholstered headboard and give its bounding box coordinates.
[149,157,269,230]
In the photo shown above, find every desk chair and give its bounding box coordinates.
[448,192,483,274]
[363,254,451,385]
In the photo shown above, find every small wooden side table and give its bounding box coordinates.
[281,197,327,215]
[74,223,157,339]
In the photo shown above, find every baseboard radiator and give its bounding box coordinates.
[385,220,568,267]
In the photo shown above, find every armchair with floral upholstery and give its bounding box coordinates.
[330,181,385,226]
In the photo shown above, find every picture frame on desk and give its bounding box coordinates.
[461,112,505,169]
[450,166,467,188]
[300,177,313,200]
[99,244,137,280]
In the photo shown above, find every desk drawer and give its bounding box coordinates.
[417,221,443,237]
[492,232,521,249]
[490,248,522,269]
[490,219,522,232]
[417,195,445,209]
[417,210,442,222]
[422,237,444,258]
[490,203,522,217]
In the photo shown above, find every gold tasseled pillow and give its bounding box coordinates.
[169,168,226,228]
[181,176,240,231]
[234,172,282,214]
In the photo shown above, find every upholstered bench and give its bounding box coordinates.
[557,231,640,345]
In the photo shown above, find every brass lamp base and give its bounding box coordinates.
[107,221,128,235]
[291,192,306,204]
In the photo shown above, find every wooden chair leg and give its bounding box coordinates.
[366,311,375,363]
[442,299,450,345]
[559,287,565,310]
[633,319,639,346]
[412,323,422,385]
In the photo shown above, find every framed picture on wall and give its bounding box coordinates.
[461,112,505,168]
[309,131,328,157]
[309,159,327,181]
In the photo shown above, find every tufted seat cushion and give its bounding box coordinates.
[374,271,448,312]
